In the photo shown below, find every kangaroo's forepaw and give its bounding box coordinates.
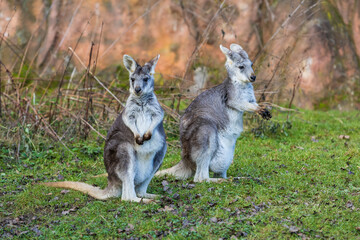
[143,131,152,141]
[135,135,144,145]
[257,108,272,120]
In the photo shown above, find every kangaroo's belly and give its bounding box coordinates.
[134,129,165,184]
[136,114,152,136]
[210,133,237,174]
[134,151,156,185]
[210,108,243,174]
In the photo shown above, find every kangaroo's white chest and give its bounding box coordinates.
[224,107,244,138]
[135,110,152,136]
[123,103,154,136]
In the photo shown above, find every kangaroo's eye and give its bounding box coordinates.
[131,77,135,83]
[239,66,245,70]
[143,77,149,82]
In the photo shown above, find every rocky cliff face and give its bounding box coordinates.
[1,0,359,109]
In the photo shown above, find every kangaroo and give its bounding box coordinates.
[42,54,167,203]
[156,44,271,182]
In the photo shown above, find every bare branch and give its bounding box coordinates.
[69,47,125,107]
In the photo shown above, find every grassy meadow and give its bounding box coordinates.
[1,110,359,239]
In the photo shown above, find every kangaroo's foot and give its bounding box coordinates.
[123,197,154,204]
[138,193,160,199]
[194,177,226,183]
[232,176,262,182]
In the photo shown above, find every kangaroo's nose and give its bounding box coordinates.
[135,86,142,93]
[250,75,256,82]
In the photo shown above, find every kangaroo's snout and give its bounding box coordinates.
[135,86,142,94]
[250,75,256,82]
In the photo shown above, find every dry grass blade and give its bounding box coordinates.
[58,105,105,140]
[27,102,74,155]
[69,47,125,108]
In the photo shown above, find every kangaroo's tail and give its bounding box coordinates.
[40,181,120,200]
[155,160,193,180]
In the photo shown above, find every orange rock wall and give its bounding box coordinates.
[0,0,359,109]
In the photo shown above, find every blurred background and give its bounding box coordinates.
[0,0,359,157]
[1,0,359,108]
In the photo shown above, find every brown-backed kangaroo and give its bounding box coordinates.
[156,44,271,182]
[42,54,166,203]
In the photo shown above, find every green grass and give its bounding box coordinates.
[1,110,359,239]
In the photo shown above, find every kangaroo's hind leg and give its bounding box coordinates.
[114,143,153,203]
[189,124,219,182]
[136,144,167,199]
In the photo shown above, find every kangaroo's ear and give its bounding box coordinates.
[220,45,232,58]
[123,55,138,73]
[147,54,160,75]
[230,43,243,52]
[230,43,248,58]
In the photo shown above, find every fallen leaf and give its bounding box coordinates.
[61,210,70,215]
[125,223,134,232]
[182,219,190,227]
[208,202,217,207]
[164,206,174,211]
[19,231,29,236]
[289,226,300,233]
[339,135,350,139]
[60,190,70,194]
[172,193,180,199]
[162,180,169,186]
[346,201,354,209]
[210,217,218,223]
[229,198,238,205]
[57,174,64,180]
[31,226,42,236]
[311,136,318,142]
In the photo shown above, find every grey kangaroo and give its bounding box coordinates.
[42,54,166,203]
[156,43,271,182]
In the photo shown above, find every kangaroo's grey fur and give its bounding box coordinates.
[156,44,271,182]
[42,54,166,203]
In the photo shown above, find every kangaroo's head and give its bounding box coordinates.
[220,44,256,83]
[123,54,160,96]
